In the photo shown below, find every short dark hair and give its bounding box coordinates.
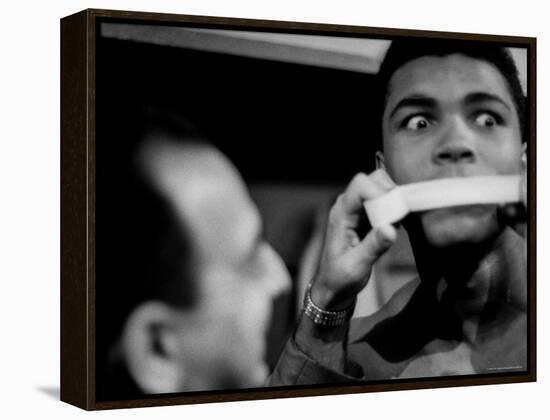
[96,107,205,400]
[373,38,526,150]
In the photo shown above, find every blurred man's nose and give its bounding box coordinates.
[433,117,476,165]
[263,243,292,296]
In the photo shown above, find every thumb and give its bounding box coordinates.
[350,224,397,268]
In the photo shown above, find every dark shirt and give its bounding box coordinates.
[268,230,526,386]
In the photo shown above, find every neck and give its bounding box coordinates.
[409,226,526,344]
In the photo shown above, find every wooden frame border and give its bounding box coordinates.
[60,8,536,410]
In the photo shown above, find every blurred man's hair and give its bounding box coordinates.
[96,107,206,400]
[372,38,527,151]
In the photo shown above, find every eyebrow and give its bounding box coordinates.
[463,92,512,111]
[388,95,437,119]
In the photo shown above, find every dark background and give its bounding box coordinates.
[96,37,378,183]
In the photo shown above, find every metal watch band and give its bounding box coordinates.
[303,283,355,327]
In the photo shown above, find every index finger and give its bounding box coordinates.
[340,169,396,216]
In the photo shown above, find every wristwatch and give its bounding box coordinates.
[303,282,355,327]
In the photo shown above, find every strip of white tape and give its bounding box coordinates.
[364,175,521,228]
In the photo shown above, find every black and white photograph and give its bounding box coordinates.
[60,8,535,410]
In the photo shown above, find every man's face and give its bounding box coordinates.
[381,53,523,246]
[143,139,291,390]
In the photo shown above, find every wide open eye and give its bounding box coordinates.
[473,111,501,128]
[402,115,431,130]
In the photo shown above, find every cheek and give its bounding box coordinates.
[384,139,431,185]
[382,121,435,184]
[479,137,523,174]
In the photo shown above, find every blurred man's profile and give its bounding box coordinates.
[97,110,290,399]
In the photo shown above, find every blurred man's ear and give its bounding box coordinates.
[375,151,386,170]
[521,142,527,168]
[121,301,186,394]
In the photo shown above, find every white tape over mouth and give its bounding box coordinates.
[364,175,521,228]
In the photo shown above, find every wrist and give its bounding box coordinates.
[304,282,356,327]
[310,281,357,312]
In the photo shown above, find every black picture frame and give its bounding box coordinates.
[60,8,536,410]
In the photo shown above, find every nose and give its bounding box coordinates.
[263,243,292,296]
[433,117,476,165]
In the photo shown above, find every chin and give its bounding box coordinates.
[419,205,501,248]
[248,362,269,386]
[229,361,269,389]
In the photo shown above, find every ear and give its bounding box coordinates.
[521,142,527,168]
[120,301,186,394]
[375,151,386,170]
